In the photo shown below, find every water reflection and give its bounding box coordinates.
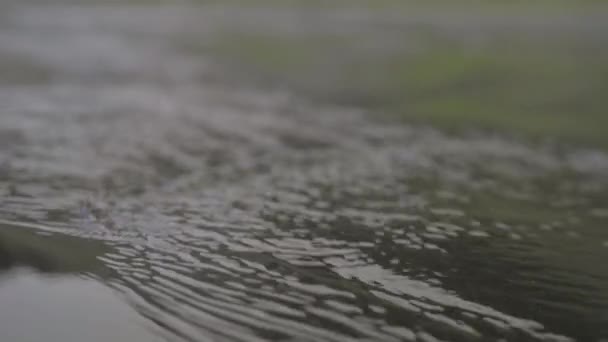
[0,221,109,274]
[0,269,163,342]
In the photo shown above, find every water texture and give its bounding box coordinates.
[0,3,607,342]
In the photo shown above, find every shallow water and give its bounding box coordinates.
[1,3,608,342]
[0,269,162,342]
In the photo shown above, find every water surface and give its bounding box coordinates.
[0,2,607,342]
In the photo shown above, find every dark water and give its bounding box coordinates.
[1,3,608,342]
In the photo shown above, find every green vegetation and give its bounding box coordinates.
[194,3,608,149]
[387,48,608,146]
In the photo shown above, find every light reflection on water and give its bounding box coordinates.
[0,2,607,342]
[0,269,162,342]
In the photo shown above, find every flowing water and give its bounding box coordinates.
[1,3,608,342]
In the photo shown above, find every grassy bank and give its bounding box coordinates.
[192,3,608,149]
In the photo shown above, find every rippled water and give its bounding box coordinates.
[1,3,608,342]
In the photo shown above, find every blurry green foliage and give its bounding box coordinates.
[200,13,608,149]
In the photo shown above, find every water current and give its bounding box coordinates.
[0,3,607,342]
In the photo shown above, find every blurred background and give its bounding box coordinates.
[2,0,607,146]
[195,0,608,148]
[0,0,608,148]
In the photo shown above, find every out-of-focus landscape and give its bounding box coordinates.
[2,0,608,146]
[0,1,607,342]
[198,0,608,148]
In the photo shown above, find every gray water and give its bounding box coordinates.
[1,3,608,342]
